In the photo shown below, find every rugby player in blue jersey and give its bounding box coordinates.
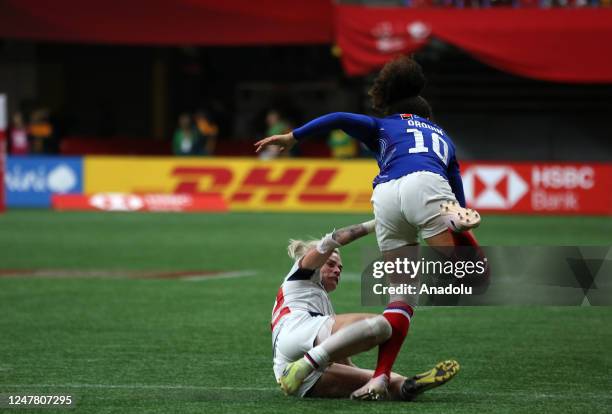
[255,56,482,400]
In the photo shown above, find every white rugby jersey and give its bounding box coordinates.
[270,260,335,334]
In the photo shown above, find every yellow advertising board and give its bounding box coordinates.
[84,157,379,212]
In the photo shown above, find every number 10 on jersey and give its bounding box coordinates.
[407,128,449,165]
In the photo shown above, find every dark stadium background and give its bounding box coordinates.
[3,41,611,159]
[0,1,610,413]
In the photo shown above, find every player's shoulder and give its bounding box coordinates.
[283,259,316,282]
[337,112,379,126]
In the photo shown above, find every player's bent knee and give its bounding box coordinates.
[365,315,392,343]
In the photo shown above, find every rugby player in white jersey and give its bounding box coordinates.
[259,56,483,400]
[271,219,459,400]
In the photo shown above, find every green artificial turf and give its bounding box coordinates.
[0,211,610,413]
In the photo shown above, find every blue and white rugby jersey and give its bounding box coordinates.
[293,112,466,207]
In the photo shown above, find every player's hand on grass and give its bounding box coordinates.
[254,133,297,154]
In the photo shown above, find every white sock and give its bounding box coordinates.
[305,316,391,369]
[304,346,330,370]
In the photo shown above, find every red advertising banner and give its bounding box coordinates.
[461,162,612,215]
[52,193,227,212]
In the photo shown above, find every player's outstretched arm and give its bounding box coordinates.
[254,112,378,154]
[300,219,375,270]
[332,220,375,245]
[447,156,466,207]
[254,132,296,154]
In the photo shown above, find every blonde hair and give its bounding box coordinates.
[287,239,339,261]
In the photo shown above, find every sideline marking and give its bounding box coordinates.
[0,383,276,392]
[0,384,608,401]
[0,269,257,280]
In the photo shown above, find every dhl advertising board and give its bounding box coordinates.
[77,157,612,215]
[84,157,379,213]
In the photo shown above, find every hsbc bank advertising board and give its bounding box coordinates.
[462,162,611,215]
[4,157,611,214]
[83,157,611,215]
[5,156,83,207]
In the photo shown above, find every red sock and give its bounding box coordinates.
[373,301,414,379]
[451,230,484,261]
[450,230,490,288]
[450,229,479,247]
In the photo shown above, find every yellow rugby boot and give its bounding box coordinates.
[279,359,312,396]
[401,360,460,401]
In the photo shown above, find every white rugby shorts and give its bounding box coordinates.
[371,171,458,251]
[272,311,334,397]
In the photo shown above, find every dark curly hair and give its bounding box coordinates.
[368,55,428,117]
[387,95,432,119]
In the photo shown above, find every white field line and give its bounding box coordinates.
[0,269,258,281]
[0,384,276,392]
[182,270,258,281]
[0,384,609,400]
[433,389,611,400]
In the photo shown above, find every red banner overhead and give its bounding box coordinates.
[0,0,333,45]
[336,6,612,83]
